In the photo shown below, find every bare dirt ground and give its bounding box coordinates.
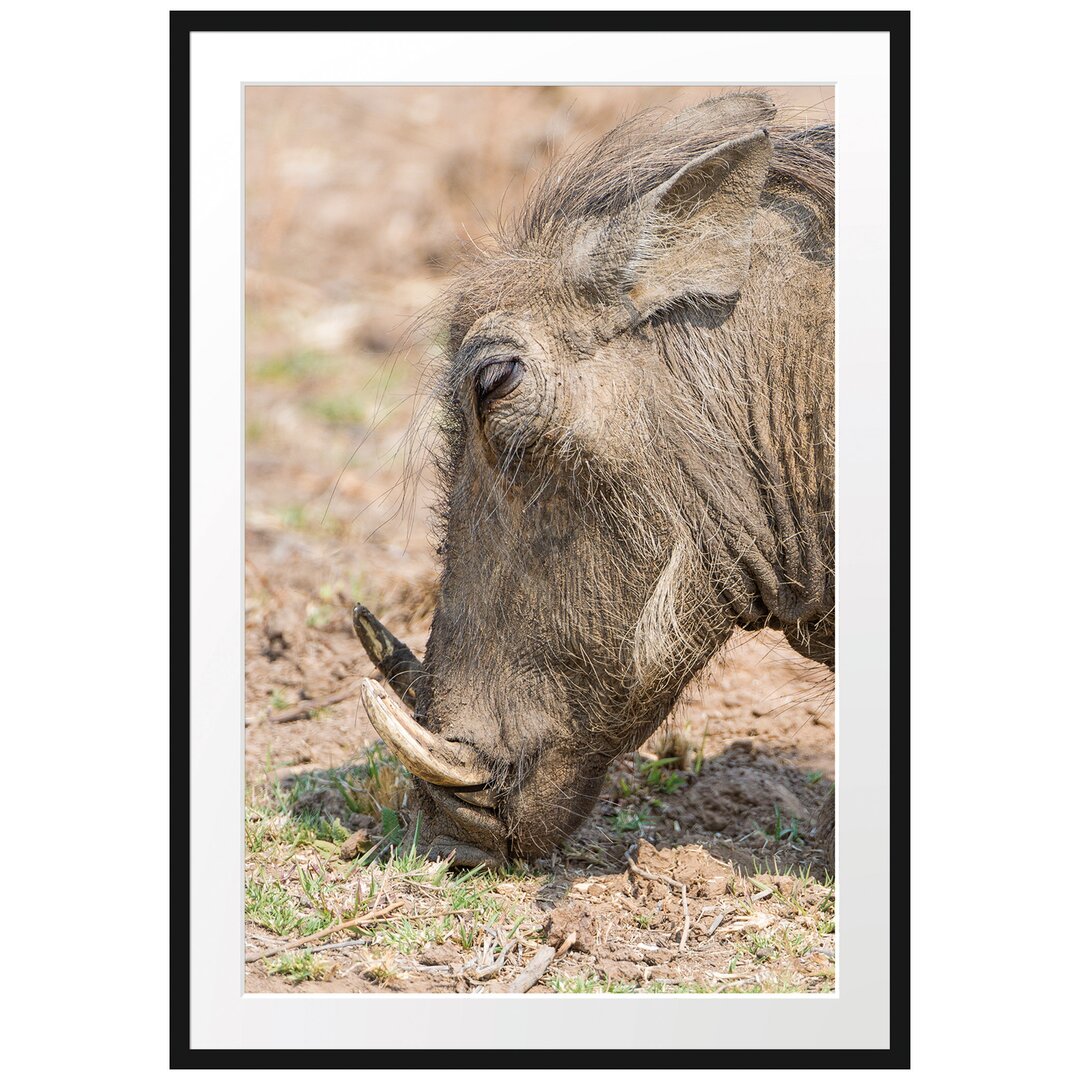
[245,85,835,995]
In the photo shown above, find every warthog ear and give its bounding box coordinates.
[565,129,773,330]
[621,128,773,322]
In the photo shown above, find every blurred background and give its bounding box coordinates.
[244,87,837,994]
[244,85,834,768]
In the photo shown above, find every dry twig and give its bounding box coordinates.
[500,946,556,994]
[553,930,577,959]
[473,918,521,980]
[245,899,406,962]
[268,684,358,724]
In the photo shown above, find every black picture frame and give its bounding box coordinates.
[171,8,910,1068]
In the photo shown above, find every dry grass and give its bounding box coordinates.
[244,740,834,993]
[244,86,836,994]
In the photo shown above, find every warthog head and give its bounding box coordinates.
[358,93,835,865]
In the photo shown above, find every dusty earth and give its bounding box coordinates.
[244,85,835,995]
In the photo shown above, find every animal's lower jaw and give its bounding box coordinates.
[413,782,510,867]
[423,836,508,868]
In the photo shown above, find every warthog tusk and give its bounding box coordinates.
[352,603,423,708]
[359,678,490,788]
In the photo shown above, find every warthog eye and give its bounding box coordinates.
[475,357,524,407]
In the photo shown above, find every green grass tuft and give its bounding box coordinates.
[245,876,333,938]
[262,951,336,983]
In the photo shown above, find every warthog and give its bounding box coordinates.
[355,92,834,866]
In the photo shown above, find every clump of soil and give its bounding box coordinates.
[523,840,833,993]
[245,646,835,995]
[543,902,596,954]
[244,84,835,996]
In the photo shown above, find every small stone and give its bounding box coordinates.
[340,828,372,860]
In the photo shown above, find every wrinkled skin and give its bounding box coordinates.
[365,95,835,865]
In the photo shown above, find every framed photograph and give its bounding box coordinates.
[173,9,909,1066]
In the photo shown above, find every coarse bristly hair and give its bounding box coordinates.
[435,97,834,356]
[428,94,834,662]
[403,93,835,860]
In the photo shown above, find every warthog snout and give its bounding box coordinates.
[352,92,835,866]
[354,604,510,865]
